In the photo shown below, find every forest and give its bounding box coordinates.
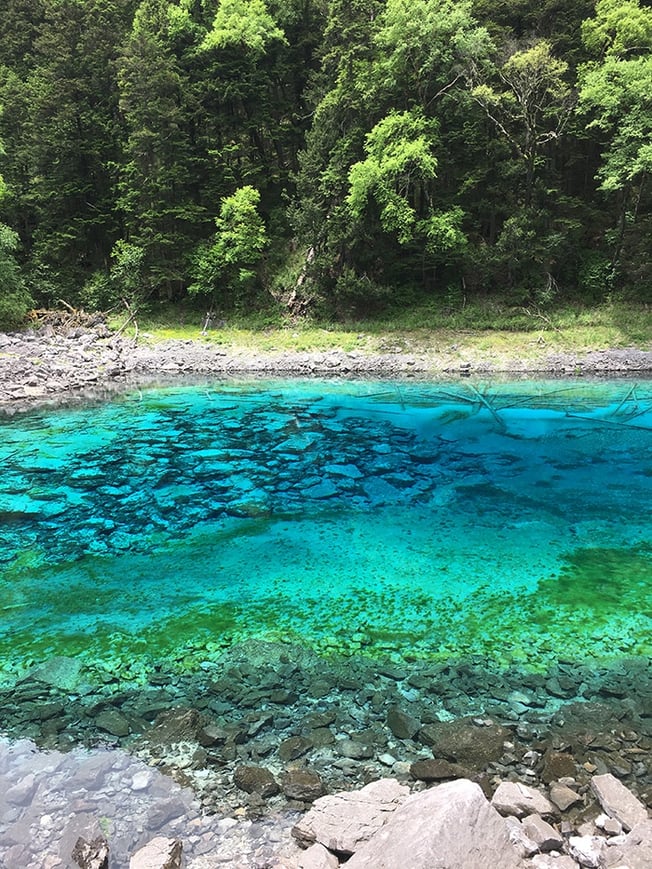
[0,0,650,328]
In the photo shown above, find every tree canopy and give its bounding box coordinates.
[0,0,650,325]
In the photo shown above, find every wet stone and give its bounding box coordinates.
[409,759,469,782]
[418,719,510,769]
[278,736,313,762]
[281,768,324,802]
[233,765,280,798]
[95,710,130,738]
[336,739,374,760]
[386,707,421,740]
[542,751,577,783]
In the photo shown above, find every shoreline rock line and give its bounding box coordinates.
[2,326,652,411]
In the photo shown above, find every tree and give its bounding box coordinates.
[347,110,465,257]
[117,0,206,297]
[470,40,575,207]
[15,0,133,299]
[0,149,32,328]
[578,0,652,291]
[189,185,267,307]
[201,0,286,54]
[374,0,492,111]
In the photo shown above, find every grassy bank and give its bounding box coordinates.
[109,298,652,360]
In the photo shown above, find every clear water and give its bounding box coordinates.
[1,378,651,686]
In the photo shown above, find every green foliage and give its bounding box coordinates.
[579,2,652,191]
[0,222,33,328]
[0,0,650,314]
[347,111,439,244]
[189,186,267,305]
[201,0,286,54]
[374,0,492,108]
[471,40,574,205]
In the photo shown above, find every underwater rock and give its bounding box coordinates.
[336,739,374,760]
[95,709,130,738]
[386,707,420,740]
[233,764,280,798]
[541,751,577,783]
[279,736,314,762]
[26,656,83,691]
[418,718,510,768]
[281,768,325,802]
[409,758,468,782]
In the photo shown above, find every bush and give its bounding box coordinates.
[0,223,33,329]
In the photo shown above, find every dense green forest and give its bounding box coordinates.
[0,0,651,327]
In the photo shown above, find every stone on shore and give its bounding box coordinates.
[71,836,109,869]
[567,835,605,868]
[549,782,583,812]
[129,837,182,869]
[491,781,556,819]
[344,779,526,869]
[603,820,652,868]
[521,813,564,852]
[590,772,649,831]
[297,843,340,869]
[291,778,409,855]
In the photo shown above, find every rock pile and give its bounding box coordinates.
[289,774,652,869]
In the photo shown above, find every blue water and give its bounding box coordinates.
[1,378,651,686]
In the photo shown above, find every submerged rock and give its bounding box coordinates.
[233,765,280,798]
[26,656,83,691]
[281,768,325,802]
[419,718,510,768]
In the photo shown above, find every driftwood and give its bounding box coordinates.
[29,303,108,334]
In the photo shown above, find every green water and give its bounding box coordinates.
[1,378,651,685]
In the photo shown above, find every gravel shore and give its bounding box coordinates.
[1,326,652,412]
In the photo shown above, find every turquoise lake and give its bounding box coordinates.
[1,378,651,686]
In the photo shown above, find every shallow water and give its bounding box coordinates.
[1,377,651,686]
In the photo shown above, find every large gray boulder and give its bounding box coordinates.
[604,820,652,868]
[590,773,649,832]
[292,779,409,855]
[343,779,526,869]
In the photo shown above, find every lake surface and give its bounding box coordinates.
[1,377,651,688]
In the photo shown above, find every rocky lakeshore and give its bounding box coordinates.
[0,642,651,867]
[1,323,652,412]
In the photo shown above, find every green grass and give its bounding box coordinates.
[108,297,652,360]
